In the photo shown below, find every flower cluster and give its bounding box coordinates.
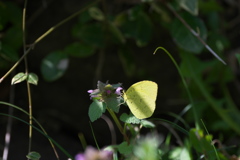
[75,147,113,160]
[87,81,123,102]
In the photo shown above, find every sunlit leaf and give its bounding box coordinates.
[27,73,38,85]
[120,113,141,124]
[88,99,106,122]
[11,72,27,85]
[41,51,69,82]
[140,120,155,128]
[169,147,191,160]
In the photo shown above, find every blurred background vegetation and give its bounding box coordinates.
[1,0,240,159]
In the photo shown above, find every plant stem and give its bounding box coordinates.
[107,108,129,143]
[0,0,100,83]
[184,52,240,135]
[33,0,100,44]
[0,101,61,159]
[166,3,226,65]
[153,47,200,129]
[22,0,33,154]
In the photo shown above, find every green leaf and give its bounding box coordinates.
[189,128,204,152]
[179,0,198,15]
[116,141,133,155]
[27,73,38,85]
[77,10,92,24]
[3,26,23,49]
[118,47,136,77]
[121,6,153,47]
[140,120,155,128]
[0,42,19,62]
[88,99,106,122]
[108,22,126,44]
[169,147,191,160]
[236,54,240,66]
[41,51,69,82]
[189,128,216,160]
[72,23,105,47]
[104,97,120,113]
[207,32,230,53]
[88,7,105,21]
[133,134,160,160]
[11,72,27,85]
[199,0,223,13]
[26,151,41,160]
[170,12,207,53]
[120,113,141,124]
[64,42,95,58]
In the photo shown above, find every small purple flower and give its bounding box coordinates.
[106,90,111,95]
[75,153,85,160]
[87,90,94,94]
[88,81,123,102]
[84,147,113,160]
[115,87,123,95]
[75,147,113,160]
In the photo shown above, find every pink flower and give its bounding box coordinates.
[75,147,113,160]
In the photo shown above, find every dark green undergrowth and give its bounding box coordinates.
[0,0,240,159]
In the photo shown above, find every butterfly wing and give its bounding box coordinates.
[124,81,158,119]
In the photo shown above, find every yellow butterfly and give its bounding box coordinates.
[123,80,158,119]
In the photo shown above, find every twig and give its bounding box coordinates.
[0,0,100,83]
[166,3,226,65]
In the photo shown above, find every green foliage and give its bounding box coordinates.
[116,141,133,155]
[1,0,240,159]
[132,134,160,160]
[41,51,69,82]
[170,12,207,53]
[88,99,106,122]
[26,152,41,160]
[0,1,22,68]
[167,147,191,160]
[120,5,153,47]
[64,42,95,58]
[189,129,217,160]
[120,113,141,124]
[178,0,198,15]
[11,72,38,85]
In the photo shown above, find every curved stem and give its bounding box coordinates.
[0,101,63,159]
[153,47,200,129]
[0,112,73,159]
